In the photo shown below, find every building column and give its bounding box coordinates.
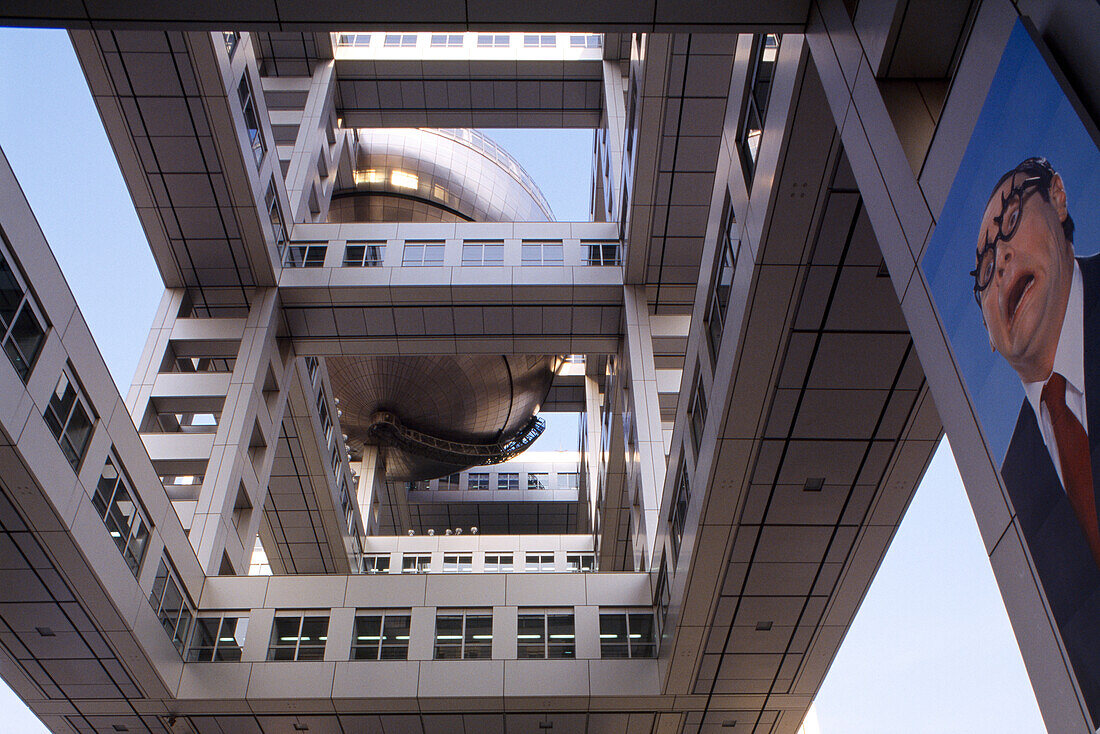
[128,288,295,575]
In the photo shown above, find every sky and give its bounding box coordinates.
[0,28,1048,733]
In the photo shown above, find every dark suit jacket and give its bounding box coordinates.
[1002,253,1100,725]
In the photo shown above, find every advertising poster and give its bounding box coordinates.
[921,18,1100,727]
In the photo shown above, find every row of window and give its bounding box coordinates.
[361,552,595,574]
[179,608,653,662]
[426,471,580,492]
[334,33,602,50]
[283,241,621,268]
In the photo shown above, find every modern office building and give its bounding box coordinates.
[0,1,1097,732]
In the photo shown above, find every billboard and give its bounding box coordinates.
[921,18,1100,727]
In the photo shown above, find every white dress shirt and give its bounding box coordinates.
[1022,261,1088,490]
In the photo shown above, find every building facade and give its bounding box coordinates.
[0,1,1098,732]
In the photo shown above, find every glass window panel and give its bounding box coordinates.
[464,615,492,658]
[381,614,411,659]
[268,617,301,661]
[215,617,246,661]
[599,613,629,658]
[188,617,220,662]
[297,617,328,660]
[434,615,463,659]
[517,614,545,658]
[0,253,21,330]
[547,614,575,658]
[629,613,656,657]
[352,615,382,659]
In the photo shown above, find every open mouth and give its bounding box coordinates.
[1004,271,1035,326]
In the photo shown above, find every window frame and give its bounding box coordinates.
[525,553,555,572]
[599,610,656,659]
[484,553,514,573]
[92,453,152,577]
[497,472,520,491]
[0,232,47,383]
[434,611,493,659]
[237,74,266,168]
[351,610,411,660]
[343,241,385,267]
[402,553,431,573]
[187,612,248,662]
[148,556,196,656]
[267,612,329,661]
[361,554,390,574]
[402,241,445,266]
[517,610,575,659]
[43,366,96,471]
[283,242,327,268]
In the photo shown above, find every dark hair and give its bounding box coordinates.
[988,157,1075,244]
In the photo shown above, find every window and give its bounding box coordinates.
[497,473,519,491]
[335,33,371,47]
[527,472,548,491]
[317,389,333,445]
[570,35,602,48]
[476,34,509,48]
[518,611,574,658]
[384,34,417,48]
[352,612,411,660]
[0,238,47,382]
[443,554,473,573]
[706,199,738,364]
[222,31,241,56]
[149,557,195,655]
[739,33,781,183]
[402,554,431,573]
[599,611,655,658]
[43,368,95,470]
[525,553,554,572]
[169,355,234,373]
[669,463,691,563]
[655,557,671,634]
[430,34,464,48]
[435,612,492,659]
[187,614,247,662]
[265,181,286,257]
[583,241,621,266]
[343,242,385,267]
[402,241,445,266]
[361,554,390,574]
[566,553,594,572]
[283,243,326,268]
[557,472,579,491]
[521,241,563,265]
[688,370,707,455]
[467,473,490,491]
[267,614,328,661]
[93,455,151,576]
[439,473,461,491]
[237,75,265,168]
[523,34,556,48]
[461,241,504,265]
[484,554,513,573]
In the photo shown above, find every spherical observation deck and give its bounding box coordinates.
[327,128,554,223]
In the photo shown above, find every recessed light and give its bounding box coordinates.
[755,621,773,631]
[803,477,824,492]
[35,627,55,637]
[112,726,129,733]
[722,721,738,728]
[293,725,309,732]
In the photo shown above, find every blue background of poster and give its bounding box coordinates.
[921,19,1100,462]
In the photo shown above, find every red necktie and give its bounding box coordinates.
[1041,372,1100,569]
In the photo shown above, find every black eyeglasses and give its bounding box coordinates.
[971,173,1049,307]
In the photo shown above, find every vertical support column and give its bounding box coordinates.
[192,289,294,575]
[356,445,383,535]
[283,60,346,225]
[623,285,667,569]
[128,288,295,575]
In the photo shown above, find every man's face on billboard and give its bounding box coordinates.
[976,171,1073,383]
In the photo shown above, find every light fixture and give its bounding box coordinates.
[755,621,773,631]
[407,529,415,536]
[35,626,55,637]
[427,529,435,536]
[803,477,824,492]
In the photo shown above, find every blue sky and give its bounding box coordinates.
[0,29,1046,733]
